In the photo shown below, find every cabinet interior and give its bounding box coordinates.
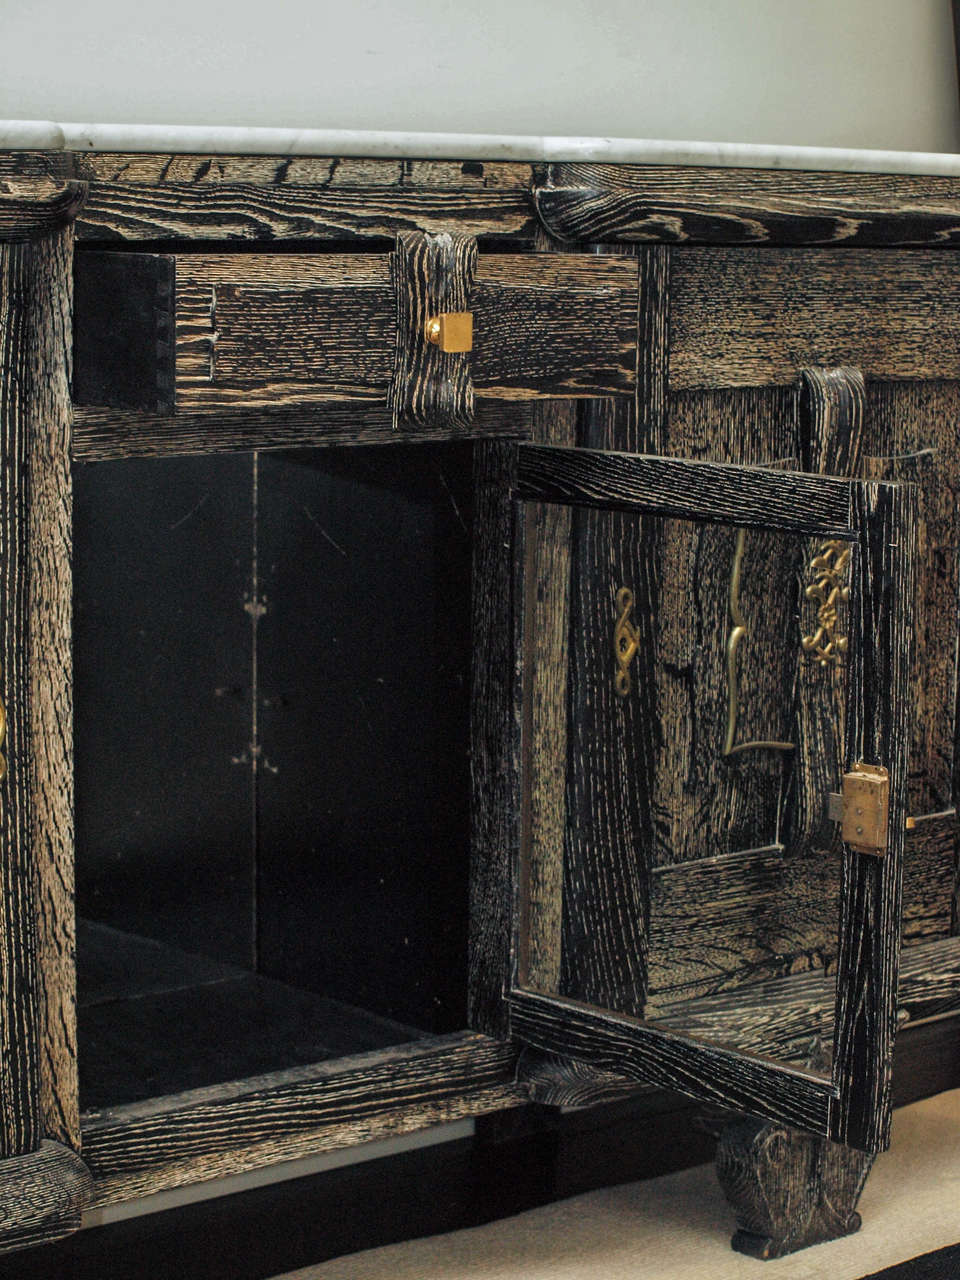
[72,441,476,1112]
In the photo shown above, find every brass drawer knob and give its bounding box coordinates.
[424,311,473,353]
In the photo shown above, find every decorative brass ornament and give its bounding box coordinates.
[424,311,473,353]
[723,528,795,757]
[802,540,851,667]
[613,586,639,698]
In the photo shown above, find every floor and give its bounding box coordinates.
[282,1087,960,1280]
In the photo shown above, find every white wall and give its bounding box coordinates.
[3,0,960,152]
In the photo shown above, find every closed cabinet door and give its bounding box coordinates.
[471,440,916,1155]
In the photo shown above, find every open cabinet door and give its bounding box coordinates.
[470,441,916,1156]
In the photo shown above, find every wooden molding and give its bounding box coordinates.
[0,1141,91,1256]
[0,180,86,242]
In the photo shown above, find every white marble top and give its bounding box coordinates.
[4,119,960,176]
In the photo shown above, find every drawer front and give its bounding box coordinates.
[74,246,638,422]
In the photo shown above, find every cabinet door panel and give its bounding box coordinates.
[474,442,915,1154]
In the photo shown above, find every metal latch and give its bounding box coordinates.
[827,763,890,857]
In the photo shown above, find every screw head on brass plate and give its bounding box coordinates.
[425,312,473,353]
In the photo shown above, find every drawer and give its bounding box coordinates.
[73,242,638,424]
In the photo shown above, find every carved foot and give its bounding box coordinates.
[716,1115,875,1260]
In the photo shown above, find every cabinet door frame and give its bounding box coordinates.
[470,441,916,1154]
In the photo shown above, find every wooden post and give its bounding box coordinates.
[0,175,91,1253]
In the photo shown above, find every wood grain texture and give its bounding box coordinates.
[650,928,960,1064]
[559,400,649,1014]
[646,812,957,1009]
[509,987,834,1134]
[72,150,537,243]
[0,1140,91,1257]
[80,1033,522,1207]
[668,248,960,389]
[646,388,799,870]
[520,409,576,994]
[782,368,865,857]
[717,1115,873,1260]
[165,251,637,413]
[0,154,77,182]
[0,240,40,1158]
[0,181,86,242]
[469,442,521,1039]
[830,480,916,1151]
[518,1048,646,1110]
[635,245,670,443]
[25,230,79,1151]
[515,444,855,537]
[535,163,960,246]
[71,402,530,461]
[861,381,960,816]
[72,153,537,190]
[389,231,477,428]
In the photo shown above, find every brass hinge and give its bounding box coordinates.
[827,763,891,856]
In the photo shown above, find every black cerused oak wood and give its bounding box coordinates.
[830,479,915,1151]
[534,163,960,246]
[667,248,960,389]
[0,1141,90,1257]
[646,812,957,1011]
[0,1014,956,1280]
[716,1112,873,1260]
[509,443,913,1153]
[515,444,855,535]
[782,367,865,857]
[0,180,86,242]
[1,212,84,1163]
[389,231,477,428]
[0,181,88,1255]
[0,238,42,1159]
[69,152,541,243]
[71,402,531,461]
[71,248,638,417]
[80,1032,523,1208]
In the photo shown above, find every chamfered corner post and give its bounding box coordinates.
[0,173,92,1253]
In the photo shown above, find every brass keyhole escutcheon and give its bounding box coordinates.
[614,586,639,699]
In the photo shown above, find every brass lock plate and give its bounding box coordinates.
[838,763,889,856]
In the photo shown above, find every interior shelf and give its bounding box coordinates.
[77,920,425,1112]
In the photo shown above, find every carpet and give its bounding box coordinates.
[279,1088,960,1279]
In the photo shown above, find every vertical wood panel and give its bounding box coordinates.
[389,232,476,429]
[521,408,575,994]
[653,387,800,868]
[560,246,650,1010]
[469,440,521,1038]
[830,480,916,1151]
[862,380,960,819]
[782,368,865,856]
[27,229,79,1150]
[0,240,40,1157]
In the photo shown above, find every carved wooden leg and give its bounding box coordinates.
[716,1115,875,1260]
